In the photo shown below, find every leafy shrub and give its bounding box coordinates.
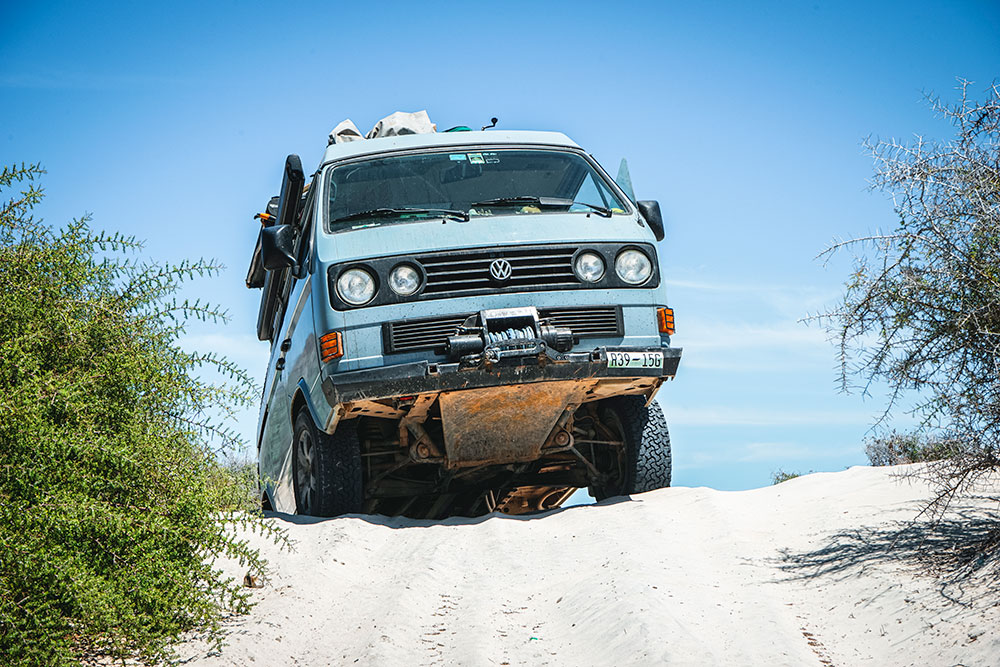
[771,469,812,484]
[0,163,278,665]
[864,431,961,467]
[815,81,1000,498]
[771,469,800,484]
[211,456,265,511]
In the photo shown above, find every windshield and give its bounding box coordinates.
[326,148,628,230]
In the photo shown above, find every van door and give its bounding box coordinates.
[258,181,317,510]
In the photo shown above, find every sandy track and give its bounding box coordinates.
[179,466,1000,666]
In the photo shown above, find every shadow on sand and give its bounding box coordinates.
[263,494,636,529]
[780,501,1000,607]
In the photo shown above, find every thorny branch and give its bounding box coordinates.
[811,79,1000,507]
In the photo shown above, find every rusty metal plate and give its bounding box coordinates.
[439,382,577,468]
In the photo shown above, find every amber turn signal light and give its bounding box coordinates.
[319,331,344,362]
[656,307,675,335]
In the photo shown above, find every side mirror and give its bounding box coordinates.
[276,155,305,228]
[637,200,665,242]
[260,224,296,270]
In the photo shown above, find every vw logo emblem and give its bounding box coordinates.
[489,258,513,281]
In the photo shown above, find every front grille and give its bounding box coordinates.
[419,246,579,297]
[541,307,623,337]
[383,315,470,354]
[383,306,623,354]
[328,243,659,311]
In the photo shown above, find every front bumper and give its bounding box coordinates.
[321,344,682,406]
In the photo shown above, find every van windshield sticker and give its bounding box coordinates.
[449,154,466,161]
[467,153,485,164]
[484,152,501,164]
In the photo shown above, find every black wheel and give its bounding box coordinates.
[591,395,672,499]
[292,410,363,517]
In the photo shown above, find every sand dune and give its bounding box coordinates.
[180,465,1000,666]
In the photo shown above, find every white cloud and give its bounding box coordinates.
[663,278,843,321]
[664,278,839,300]
[663,404,875,427]
[677,319,829,350]
[663,278,788,293]
[0,70,191,90]
[740,441,820,462]
[669,317,836,373]
[675,441,862,470]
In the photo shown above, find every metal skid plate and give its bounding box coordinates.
[438,381,575,468]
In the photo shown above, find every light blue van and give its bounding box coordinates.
[247,128,681,518]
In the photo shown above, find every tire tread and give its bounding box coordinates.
[609,395,672,493]
[294,411,363,517]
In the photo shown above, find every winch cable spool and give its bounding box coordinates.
[485,326,536,345]
[444,322,577,360]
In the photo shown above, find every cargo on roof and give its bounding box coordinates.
[322,110,577,165]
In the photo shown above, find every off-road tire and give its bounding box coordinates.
[292,410,363,517]
[596,396,672,496]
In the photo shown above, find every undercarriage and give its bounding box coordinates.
[346,376,661,519]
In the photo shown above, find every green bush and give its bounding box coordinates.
[864,431,961,467]
[211,455,265,511]
[770,469,802,484]
[0,163,279,665]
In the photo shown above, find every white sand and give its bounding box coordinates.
[179,465,1000,666]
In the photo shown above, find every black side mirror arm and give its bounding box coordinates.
[276,155,305,228]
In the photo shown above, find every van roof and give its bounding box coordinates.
[320,130,581,166]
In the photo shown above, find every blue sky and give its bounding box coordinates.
[3,1,998,490]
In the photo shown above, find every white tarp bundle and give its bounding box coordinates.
[328,119,364,144]
[328,110,436,145]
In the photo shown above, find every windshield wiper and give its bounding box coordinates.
[331,207,469,225]
[472,196,566,207]
[471,196,612,218]
[569,201,613,218]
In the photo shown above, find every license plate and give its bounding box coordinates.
[607,351,663,369]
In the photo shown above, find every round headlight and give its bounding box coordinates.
[615,249,652,285]
[337,268,377,305]
[574,251,605,283]
[389,264,421,296]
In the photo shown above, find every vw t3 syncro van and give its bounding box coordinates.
[247,125,681,519]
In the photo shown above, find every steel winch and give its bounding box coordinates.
[444,307,577,362]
